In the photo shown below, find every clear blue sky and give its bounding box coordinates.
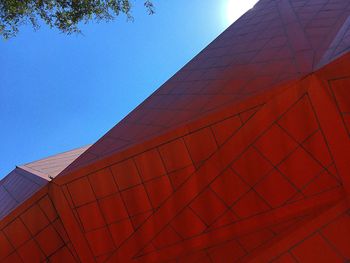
[0,0,252,179]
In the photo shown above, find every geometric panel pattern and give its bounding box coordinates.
[60,0,350,174]
[1,0,350,262]
[0,168,47,220]
[0,146,89,221]
[0,190,79,262]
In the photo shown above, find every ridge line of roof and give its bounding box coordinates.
[20,144,92,167]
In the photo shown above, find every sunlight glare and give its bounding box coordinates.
[226,0,259,25]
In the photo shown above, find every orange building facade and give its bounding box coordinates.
[1,0,350,262]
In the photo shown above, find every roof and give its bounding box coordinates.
[0,145,90,219]
[0,168,46,219]
[19,145,91,179]
[61,0,350,175]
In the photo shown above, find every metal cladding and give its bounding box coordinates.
[1,0,350,262]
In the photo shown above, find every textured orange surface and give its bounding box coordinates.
[1,0,350,262]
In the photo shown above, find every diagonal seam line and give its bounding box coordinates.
[105,80,308,262]
[277,0,315,74]
[133,188,345,263]
[242,198,348,263]
[308,74,350,198]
